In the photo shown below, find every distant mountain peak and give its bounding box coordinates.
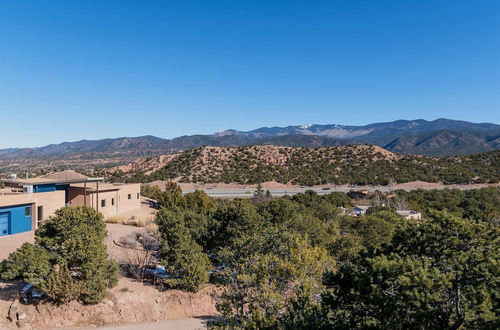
[0,119,498,163]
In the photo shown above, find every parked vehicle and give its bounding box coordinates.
[20,284,44,304]
[144,265,171,280]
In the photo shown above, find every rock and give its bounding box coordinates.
[17,313,27,320]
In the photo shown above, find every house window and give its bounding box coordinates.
[128,194,131,200]
[101,199,106,208]
[37,206,44,221]
[111,198,115,206]
[137,193,140,199]
[25,206,31,217]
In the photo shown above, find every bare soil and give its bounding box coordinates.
[0,224,218,330]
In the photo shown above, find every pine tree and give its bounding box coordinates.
[156,208,210,291]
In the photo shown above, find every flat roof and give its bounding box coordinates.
[70,182,122,192]
[0,177,104,186]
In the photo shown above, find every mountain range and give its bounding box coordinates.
[0,118,498,160]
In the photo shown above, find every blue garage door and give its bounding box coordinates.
[0,213,8,236]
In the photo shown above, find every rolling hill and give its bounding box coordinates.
[103,145,500,186]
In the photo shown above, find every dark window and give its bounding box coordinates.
[111,198,115,206]
[25,206,31,217]
[37,206,43,221]
[128,194,131,200]
[101,199,106,208]
[137,193,140,199]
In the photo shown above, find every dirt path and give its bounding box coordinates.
[69,317,216,330]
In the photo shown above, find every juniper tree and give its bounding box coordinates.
[156,208,210,291]
[1,206,118,304]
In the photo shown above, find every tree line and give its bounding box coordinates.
[1,184,498,329]
[144,184,499,329]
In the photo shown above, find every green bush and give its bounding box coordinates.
[0,206,118,304]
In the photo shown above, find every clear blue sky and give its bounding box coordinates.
[0,0,499,148]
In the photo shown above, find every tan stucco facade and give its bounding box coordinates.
[0,179,141,235]
[67,183,141,219]
[0,190,66,230]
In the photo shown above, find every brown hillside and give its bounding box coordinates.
[102,145,499,186]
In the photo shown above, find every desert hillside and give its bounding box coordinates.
[100,145,500,186]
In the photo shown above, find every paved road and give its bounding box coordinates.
[183,185,489,197]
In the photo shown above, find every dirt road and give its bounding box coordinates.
[66,317,215,330]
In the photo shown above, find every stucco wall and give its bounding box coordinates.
[116,183,141,214]
[33,190,66,223]
[67,187,88,207]
[67,184,140,219]
[0,190,65,232]
[91,189,120,219]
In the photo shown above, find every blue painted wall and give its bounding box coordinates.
[0,204,32,235]
[33,184,56,193]
[55,184,69,191]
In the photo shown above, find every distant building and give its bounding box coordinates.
[0,171,140,236]
[353,205,370,216]
[351,205,421,220]
[396,210,422,220]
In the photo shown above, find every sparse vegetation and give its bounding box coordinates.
[108,145,500,185]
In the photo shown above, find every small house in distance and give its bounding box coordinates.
[352,205,421,220]
[0,171,141,236]
[353,205,370,216]
[396,210,422,220]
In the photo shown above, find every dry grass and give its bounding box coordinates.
[106,216,126,224]
[123,218,148,227]
[106,215,152,227]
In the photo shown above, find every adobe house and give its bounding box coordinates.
[0,171,141,236]
[67,182,141,219]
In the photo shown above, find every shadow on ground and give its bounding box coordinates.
[0,280,23,301]
[196,315,220,326]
